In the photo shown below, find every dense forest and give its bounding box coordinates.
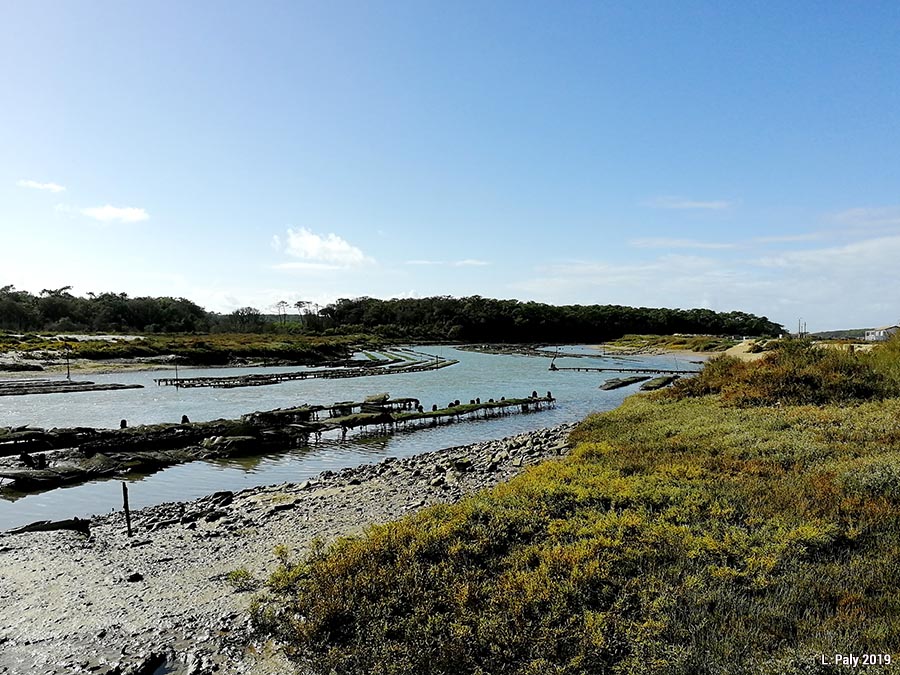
[0,286,211,333]
[0,286,783,341]
[320,296,783,341]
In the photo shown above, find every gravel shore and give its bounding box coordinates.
[0,422,576,675]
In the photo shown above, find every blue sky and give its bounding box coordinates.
[2,1,900,331]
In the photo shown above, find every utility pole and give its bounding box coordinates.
[64,344,71,382]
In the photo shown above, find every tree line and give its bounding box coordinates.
[0,287,783,340]
[0,286,210,333]
[317,296,783,341]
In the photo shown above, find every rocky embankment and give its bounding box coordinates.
[0,423,576,675]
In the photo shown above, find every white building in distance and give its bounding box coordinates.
[865,324,899,342]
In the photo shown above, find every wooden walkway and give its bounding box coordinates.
[155,356,458,388]
[0,393,556,492]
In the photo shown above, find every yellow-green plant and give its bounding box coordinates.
[250,385,900,674]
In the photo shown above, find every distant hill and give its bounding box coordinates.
[810,328,868,339]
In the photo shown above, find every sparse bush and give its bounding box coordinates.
[226,567,258,592]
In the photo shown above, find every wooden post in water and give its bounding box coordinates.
[122,482,133,537]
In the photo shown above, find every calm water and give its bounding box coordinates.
[0,346,701,529]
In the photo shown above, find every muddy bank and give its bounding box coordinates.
[0,422,575,675]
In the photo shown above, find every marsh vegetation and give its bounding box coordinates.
[251,336,900,674]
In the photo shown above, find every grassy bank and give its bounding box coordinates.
[0,332,379,365]
[604,334,739,352]
[250,338,900,674]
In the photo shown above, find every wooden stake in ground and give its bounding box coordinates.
[122,482,132,537]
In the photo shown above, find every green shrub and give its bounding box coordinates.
[669,338,899,406]
[226,567,258,592]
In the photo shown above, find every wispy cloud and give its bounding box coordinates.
[404,259,490,267]
[272,261,343,271]
[80,205,150,223]
[276,227,373,268]
[832,206,900,229]
[507,231,900,331]
[753,232,824,244]
[629,237,735,250]
[648,196,732,210]
[17,179,66,193]
[755,234,900,270]
[509,254,742,313]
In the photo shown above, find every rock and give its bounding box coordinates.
[551,443,568,455]
[126,572,143,582]
[121,652,165,675]
[429,476,445,487]
[204,510,227,523]
[211,491,233,506]
[452,458,473,471]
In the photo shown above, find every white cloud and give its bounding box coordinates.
[506,229,900,331]
[17,179,66,193]
[272,262,343,271]
[629,237,735,250]
[388,289,421,299]
[405,259,490,267]
[277,227,372,267]
[187,286,340,315]
[756,234,900,270]
[509,254,743,313]
[832,206,900,229]
[80,205,150,223]
[753,232,824,243]
[648,196,732,210]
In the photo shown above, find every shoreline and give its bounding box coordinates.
[0,340,718,378]
[0,422,576,675]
